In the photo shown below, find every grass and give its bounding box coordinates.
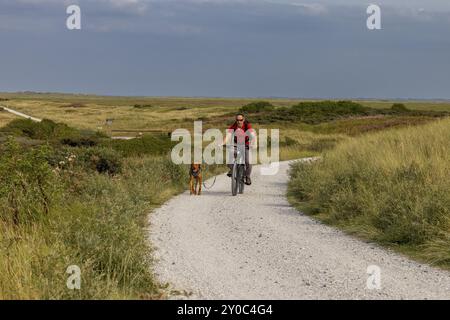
[0,120,223,299]
[1,93,450,134]
[0,108,19,128]
[303,115,439,136]
[288,118,450,268]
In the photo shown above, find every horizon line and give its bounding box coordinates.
[1,91,450,102]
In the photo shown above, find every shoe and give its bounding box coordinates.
[245,177,252,185]
[227,170,232,177]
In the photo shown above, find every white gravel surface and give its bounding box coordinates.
[149,159,450,300]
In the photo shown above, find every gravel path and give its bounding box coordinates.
[149,159,450,300]
[0,106,42,122]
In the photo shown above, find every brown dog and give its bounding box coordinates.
[189,164,202,195]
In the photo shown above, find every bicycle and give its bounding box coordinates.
[227,144,246,196]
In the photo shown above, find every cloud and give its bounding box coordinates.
[287,2,328,15]
[100,0,149,15]
[2,0,149,15]
[2,0,450,35]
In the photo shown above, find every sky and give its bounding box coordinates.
[1,0,450,99]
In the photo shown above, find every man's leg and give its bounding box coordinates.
[227,147,238,177]
[245,148,252,183]
[227,164,233,176]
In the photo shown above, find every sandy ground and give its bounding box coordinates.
[149,160,450,300]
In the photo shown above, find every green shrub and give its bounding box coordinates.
[60,136,99,147]
[134,104,153,109]
[0,118,105,144]
[1,119,77,140]
[0,138,60,224]
[289,101,371,123]
[61,103,87,108]
[391,103,409,112]
[77,147,123,175]
[246,101,372,125]
[233,101,449,127]
[240,101,275,114]
[107,134,175,157]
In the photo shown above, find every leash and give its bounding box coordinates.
[201,163,218,190]
[202,176,217,190]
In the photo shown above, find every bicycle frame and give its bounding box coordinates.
[227,144,246,196]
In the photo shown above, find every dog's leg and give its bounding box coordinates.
[198,176,202,195]
[190,177,194,195]
[194,179,198,195]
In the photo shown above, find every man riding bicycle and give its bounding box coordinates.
[222,113,255,186]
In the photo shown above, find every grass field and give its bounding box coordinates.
[1,93,450,134]
[0,109,20,128]
[289,118,450,269]
[1,92,449,299]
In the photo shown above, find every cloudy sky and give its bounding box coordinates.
[1,0,449,99]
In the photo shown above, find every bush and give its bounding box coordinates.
[244,101,449,126]
[3,119,75,140]
[107,134,175,157]
[77,147,123,175]
[60,136,99,147]
[60,103,87,108]
[391,103,409,112]
[1,118,107,148]
[239,101,275,114]
[2,119,78,140]
[134,104,153,109]
[0,138,60,224]
[245,101,373,125]
[290,101,370,123]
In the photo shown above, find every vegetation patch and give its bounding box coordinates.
[106,134,176,157]
[288,118,450,268]
[239,101,275,114]
[134,104,153,109]
[60,103,87,108]
[248,101,447,124]
[0,116,226,299]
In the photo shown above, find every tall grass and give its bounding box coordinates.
[289,118,450,267]
[0,146,190,299]
[0,129,227,299]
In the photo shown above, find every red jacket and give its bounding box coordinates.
[228,121,253,145]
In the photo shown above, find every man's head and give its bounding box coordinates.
[235,113,245,128]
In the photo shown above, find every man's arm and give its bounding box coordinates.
[246,124,257,149]
[222,129,233,146]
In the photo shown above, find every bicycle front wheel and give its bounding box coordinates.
[238,165,245,194]
[231,163,238,196]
